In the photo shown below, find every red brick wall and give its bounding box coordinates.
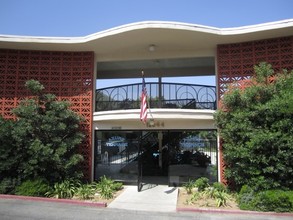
[0,49,94,180]
[217,36,293,183]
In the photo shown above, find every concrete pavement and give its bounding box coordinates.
[1,197,293,220]
[108,184,178,212]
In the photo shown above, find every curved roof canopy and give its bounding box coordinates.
[1,19,293,62]
[1,19,293,79]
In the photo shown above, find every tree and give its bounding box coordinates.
[0,115,25,193]
[0,80,84,185]
[214,63,293,191]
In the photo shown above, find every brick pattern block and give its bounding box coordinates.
[0,49,94,180]
[217,36,293,183]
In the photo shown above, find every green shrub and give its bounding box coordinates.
[0,178,20,194]
[238,185,257,210]
[288,191,293,205]
[238,185,293,213]
[239,185,253,196]
[45,177,123,200]
[187,187,231,207]
[214,190,230,207]
[256,190,293,213]
[112,181,123,191]
[212,182,227,192]
[214,63,293,191]
[15,178,51,197]
[194,177,209,192]
[75,183,95,200]
[186,191,201,205]
[202,184,230,207]
[183,179,196,194]
[95,176,123,199]
[46,179,78,199]
[1,80,85,184]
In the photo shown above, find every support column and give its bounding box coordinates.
[158,131,163,168]
[158,77,162,108]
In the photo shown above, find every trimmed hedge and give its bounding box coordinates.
[257,190,292,213]
[238,185,293,213]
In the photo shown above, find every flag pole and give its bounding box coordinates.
[142,71,154,121]
[140,71,154,124]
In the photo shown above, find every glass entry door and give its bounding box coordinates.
[94,130,141,184]
[94,130,218,189]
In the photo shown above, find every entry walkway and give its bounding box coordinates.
[108,184,178,212]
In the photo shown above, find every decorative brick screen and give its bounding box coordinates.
[0,49,94,180]
[217,36,293,183]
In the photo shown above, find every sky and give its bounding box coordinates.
[1,0,292,87]
[1,0,293,37]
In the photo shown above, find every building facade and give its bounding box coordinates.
[1,19,293,185]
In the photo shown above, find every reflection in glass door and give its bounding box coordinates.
[94,131,141,184]
[94,130,218,186]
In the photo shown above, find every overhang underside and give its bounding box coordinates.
[96,56,215,79]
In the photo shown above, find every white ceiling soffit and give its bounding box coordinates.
[96,57,215,78]
[0,19,293,61]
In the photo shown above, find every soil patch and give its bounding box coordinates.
[177,188,239,210]
[72,187,125,205]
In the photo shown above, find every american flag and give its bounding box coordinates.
[140,72,148,123]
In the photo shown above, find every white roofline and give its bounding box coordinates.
[220,19,293,35]
[1,19,293,44]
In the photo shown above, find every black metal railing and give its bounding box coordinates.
[95,82,216,111]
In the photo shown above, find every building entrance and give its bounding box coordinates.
[138,131,168,176]
[94,130,217,188]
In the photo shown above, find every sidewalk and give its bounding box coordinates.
[108,184,178,212]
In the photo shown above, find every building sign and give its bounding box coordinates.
[105,136,128,152]
[106,136,128,147]
[180,135,205,149]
